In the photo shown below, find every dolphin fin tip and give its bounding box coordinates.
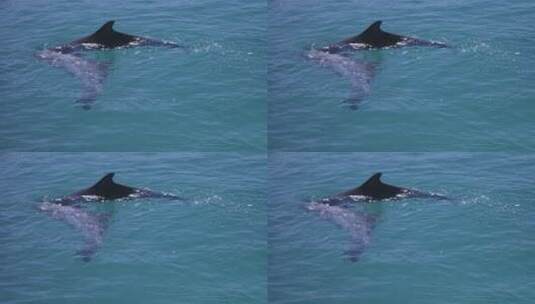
[93,173,116,188]
[96,20,115,34]
[368,21,383,32]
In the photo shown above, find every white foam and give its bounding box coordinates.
[80,43,102,49]
[80,195,101,201]
[349,43,367,49]
[348,195,368,201]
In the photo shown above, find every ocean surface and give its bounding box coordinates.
[268,0,535,151]
[0,0,266,151]
[0,153,266,303]
[268,153,535,304]
[3,0,535,303]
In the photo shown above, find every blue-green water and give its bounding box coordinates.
[268,0,535,151]
[268,153,535,303]
[0,0,265,151]
[0,153,266,303]
[3,0,535,303]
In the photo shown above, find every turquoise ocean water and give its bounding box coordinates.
[0,0,266,151]
[268,0,535,151]
[268,153,535,303]
[0,153,266,303]
[2,0,535,303]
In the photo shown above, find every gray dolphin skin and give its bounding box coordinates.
[54,172,180,205]
[307,202,376,262]
[307,49,376,110]
[321,172,448,205]
[36,20,179,109]
[321,20,448,53]
[34,50,110,109]
[38,202,111,262]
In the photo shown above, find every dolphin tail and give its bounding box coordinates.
[75,59,110,109]
[344,247,365,263]
[341,96,363,110]
[76,246,98,262]
[75,212,112,262]
[75,96,97,110]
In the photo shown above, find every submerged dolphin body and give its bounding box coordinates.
[320,172,448,205]
[37,21,179,109]
[54,172,181,205]
[321,20,448,53]
[307,49,376,109]
[307,202,376,262]
[38,202,111,261]
[34,49,109,109]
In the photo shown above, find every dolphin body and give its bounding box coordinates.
[51,20,179,54]
[38,201,111,262]
[54,172,180,205]
[321,20,448,53]
[39,172,180,261]
[37,20,179,109]
[309,21,447,109]
[308,172,447,262]
[320,172,448,205]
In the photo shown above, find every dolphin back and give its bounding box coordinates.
[323,20,449,52]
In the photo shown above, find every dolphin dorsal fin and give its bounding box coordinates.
[359,21,383,38]
[95,21,116,35]
[360,172,384,188]
[93,172,116,188]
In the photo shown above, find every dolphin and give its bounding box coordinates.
[51,20,180,54]
[320,172,448,205]
[321,20,448,53]
[38,201,111,262]
[39,172,180,261]
[54,172,181,205]
[307,172,446,262]
[37,20,180,108]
